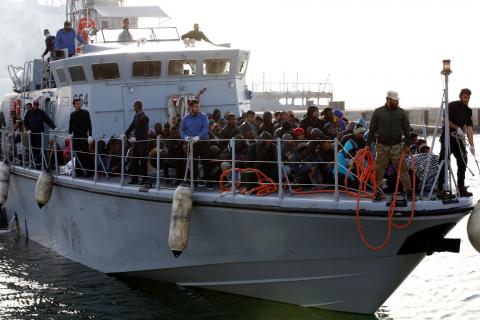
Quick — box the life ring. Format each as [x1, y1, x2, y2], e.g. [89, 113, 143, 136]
[13, 98, 21, 116]
[167, 95, 180, 128]
[167, 94, 195, 127]
[78, 17, 97, 42]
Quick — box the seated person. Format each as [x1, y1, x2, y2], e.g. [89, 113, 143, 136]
[406, 143, 439, 192]
[247, 131, 277, 180]
[311, 137, 335, 185]
[202, 145, 224, 190]
[274, 121, 293, 139]
[323, 122, 338, 139]
[290, 145, 322, 188]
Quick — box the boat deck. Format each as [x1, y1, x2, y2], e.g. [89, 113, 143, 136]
[11, 165, 474, 217]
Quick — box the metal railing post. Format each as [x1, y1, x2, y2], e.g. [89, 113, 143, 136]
[41, 133, 45, 171]
[1, 130, 5, 161]
[20, 130, 25, 168]
[70, 136, 76, 178]
[334, 138, 339, 201]
[428, 160, 445, 200]
[53, 135, 58, 175]
[276, 138, 283, 199]
[156, 135, 160, 190]
[94, 139, 98, 183]
[120, 136, 125, 186]
[11, 134, 15, 165]
[28, 131, 33, 169]
[189, 141, 194, 189]
[231, 138, 236, 196]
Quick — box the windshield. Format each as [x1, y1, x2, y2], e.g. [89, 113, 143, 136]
[99, 27, 179, 43]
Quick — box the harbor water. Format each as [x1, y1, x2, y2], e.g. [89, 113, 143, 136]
[0, 137, 479, 320]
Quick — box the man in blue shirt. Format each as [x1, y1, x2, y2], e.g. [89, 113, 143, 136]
[55, 21, 86, 57]
[180, 99, 209, 185]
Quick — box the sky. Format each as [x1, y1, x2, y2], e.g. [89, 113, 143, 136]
[3, 0, 480, 109]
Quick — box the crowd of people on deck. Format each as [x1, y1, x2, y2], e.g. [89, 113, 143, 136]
[7, 88, 469, 201]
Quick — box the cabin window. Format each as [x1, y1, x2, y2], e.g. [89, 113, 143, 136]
[68, 65, 87, 82]
[132, 61, 161, 78]
[92, 62, 120, 80]
[203, 58, 231, 75]
[238, 57, 248, 75]
[56, 68, 69, 85]
[168, 60, 196, 76]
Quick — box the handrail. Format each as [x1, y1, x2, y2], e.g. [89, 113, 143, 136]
[0, 130, 450, 200]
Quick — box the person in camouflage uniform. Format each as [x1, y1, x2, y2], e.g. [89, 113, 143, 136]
[366, 90, 412, 201]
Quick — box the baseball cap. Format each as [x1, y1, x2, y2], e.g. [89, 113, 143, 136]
[386, 90, 400, 101]
[354, 126, 367, 134]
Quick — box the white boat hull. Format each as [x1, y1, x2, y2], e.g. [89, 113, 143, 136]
[5, 169, 471, 314]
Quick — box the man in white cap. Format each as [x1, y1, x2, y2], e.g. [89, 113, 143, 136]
[366, 90, 412, 201]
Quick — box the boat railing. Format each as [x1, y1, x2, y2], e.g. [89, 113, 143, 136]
[2, 131, 358, 200]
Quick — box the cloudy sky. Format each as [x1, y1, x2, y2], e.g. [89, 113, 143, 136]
[4, 0, 480, 109]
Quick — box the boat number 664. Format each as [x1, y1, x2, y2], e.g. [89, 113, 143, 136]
[73, 93, 89, 108]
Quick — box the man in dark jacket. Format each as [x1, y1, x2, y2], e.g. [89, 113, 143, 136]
[367, 90, 412, 201]
[42, 29, 56, 59]
[220, 113, 240, 143]
[259, 111, 275, 134]
[69, 98, 92, 177]
[125, 100, 150, 185]
[300, 105, 322, 132]
[24, 100, 56, 168]
[247, 131, 277, 180]
[181, 24, 213, 44]
[239, 110, 259, 138]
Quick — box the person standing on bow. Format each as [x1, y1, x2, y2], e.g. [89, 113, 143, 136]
[180, 99, 209, 185]
[125, 101, 150, 185]
[366, 90, 412, 202]
[437, 88, 474, 197]
[24, 100, 56, 168]
[69, 98, 92, 177]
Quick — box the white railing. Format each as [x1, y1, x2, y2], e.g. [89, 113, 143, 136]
[2, 131, 355, 201]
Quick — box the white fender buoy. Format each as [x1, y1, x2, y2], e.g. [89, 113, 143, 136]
[168, 185, 193, 257]
[467, 202, 480, 253]
[0, 162, 11, 206]
[35, 172, 53, 209]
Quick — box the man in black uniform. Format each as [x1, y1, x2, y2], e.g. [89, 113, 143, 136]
[42, 29, 56, 59]
[24, 100, 56, 168]
[69, 98, 92, 177]
[125, 101, 150, 185]
[438, 88, 475, 197]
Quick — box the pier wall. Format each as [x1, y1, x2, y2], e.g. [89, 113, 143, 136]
[343, 108, 480, 133]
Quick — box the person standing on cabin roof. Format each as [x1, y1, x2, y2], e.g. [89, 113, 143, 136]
[69, 98, 93, 177]
[42, 29, 56, 59]
[117, 18, 133, 42]
[366, 90, 412, 202]
[125, 101, 150, 185]
[437, 88, 475, 198]
[54, 21, 86, 57]
[24, 100, 56, 168]
[180, 99, 209, 186]
[181, 23, 213, 44]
